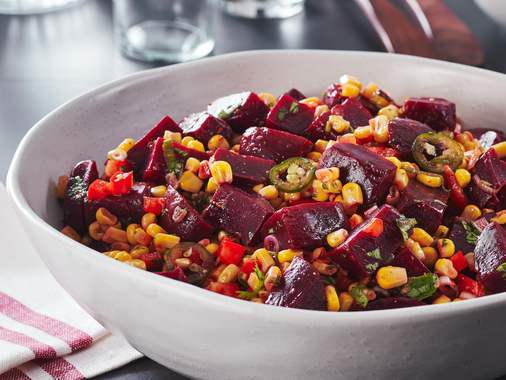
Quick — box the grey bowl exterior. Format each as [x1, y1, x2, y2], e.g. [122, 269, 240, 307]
[7, 50, 506, 380]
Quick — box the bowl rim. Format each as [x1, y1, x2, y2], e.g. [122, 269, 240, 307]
[7, 49, 506, 323]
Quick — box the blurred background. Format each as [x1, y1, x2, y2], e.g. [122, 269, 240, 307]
[1, 0, 505, 377]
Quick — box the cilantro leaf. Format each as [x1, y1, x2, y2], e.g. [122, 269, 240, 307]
[237, 290, 258, 300]
[162, 139, 183, 175]
[323, 275, 336, 286]
[406, 273, 438, 301]
[289, 102, 299, 114]
[366, 248, 382, 260]
[461, 221, 480, 245]
[277, 107, 288, 121]
[396, 215, 417, 241]
[365, 262, 379, 272]
[350, 284, 369, 308]
[496, 263, 506, 278]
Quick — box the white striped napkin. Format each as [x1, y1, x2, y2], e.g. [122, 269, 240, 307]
[0, 184, 142, 379]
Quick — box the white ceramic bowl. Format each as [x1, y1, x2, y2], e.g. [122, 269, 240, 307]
[475, 0, 506, 29]
[7, 50, 506, 380]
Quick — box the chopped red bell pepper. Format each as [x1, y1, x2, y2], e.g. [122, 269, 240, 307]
[450, 251, 468, 272]
[362, 218, 384, 238]
[217, 238, 246, 265]
[241, 257, 256, 277]
[366, 146, 400, 158]
[207, 281, 240, 297]
[143, 196, 165, 215]
[108, 171, 134, 196]
[139, 252, 164, 272]
[457, 273, 485, 297]
[88, 179, 110, 201]
[443, 165, 469, 211]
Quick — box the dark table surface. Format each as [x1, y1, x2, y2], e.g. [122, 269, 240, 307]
[1, 0, 505, 378]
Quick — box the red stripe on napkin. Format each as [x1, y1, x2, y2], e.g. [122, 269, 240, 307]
[37, 357, 85, 380]
[0, 327, 57, 359]
[0, 368, 31, 380]
[0, 292, 92, 352]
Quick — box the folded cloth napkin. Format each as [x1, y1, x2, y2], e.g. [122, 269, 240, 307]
[0, 183, 142, 379]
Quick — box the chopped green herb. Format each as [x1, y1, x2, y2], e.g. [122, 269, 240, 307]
[237, 290, 258, 300]
[289, 102, 299, 114]
[366, 248, 382, 260]
[496, 263, 506, 278]
[323, 276, 336, 286]
[365, 262, 379, 272]
[462, 221, 480, 245]
[396, 215, 417, 241]
[237, 265, 265, 299]
[350, 284, 369, 308]
[254, 264, 265, 284]
[277, 107, 288, 121]
[406, 273, 438, 301]
[163, 139, 183, 175]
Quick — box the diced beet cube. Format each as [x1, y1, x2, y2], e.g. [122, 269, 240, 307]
[329, 205, 404, 279]
[266, 94, 314, 135]
[212, 148, 274, 185]
[261, 202, 349, 250]
[159, 185, 214, 242]
[265, 256, 325, 310]
[387, 118, 432, 160]
[286, 88, 306, 101]
[172, 142, 211, 161]
[319, 143, 396, 206]
[396, 180, 449, 234]
[178, 112, 232, 143]
[323, 83, 346, 108]
[63, 160, 99, 234]
[448, 219, 484, 255]
[475, 222, 506, 294]
[142, 137, 166, 184]
[331, 97, 372, 128]
[239, 127, 313, 163]
[391, 248, 429, 277]
[128, 116, 181, 170]
[366, 297, 424, 310]
[403, 97, 456, 131]
[203, 184, 274, 245]
[156, 267, 188, 282]
[85, 182, 150, 226]
[468, 128, 505, 150]
[304, 111, 338, 142]
[208, 92, 269, 133]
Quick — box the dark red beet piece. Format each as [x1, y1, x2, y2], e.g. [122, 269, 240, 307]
[178, 112, 232, 143]
[63, 160, 98, 234]
[159, 185, 214, 242]
[128, 116, 180, 170]
[396, 180, 449, 234]
[329, 205, 404, 279]
[468, 128, 505, 150]
[475, 222, 506, 294]
[208, 92, 269, 133]
[448, 219, 482, 255]
[261, 202, 349, 250]
[156, 267, 188, 282]
[366, 297, 424, 310]
[323, 83, 346, 108]
[265, 256, 325, 311]
[331, 97, 372, 128]
[319, 143, 396, 206]
[142, 137, 166, 184]
[286, 88, 306, 101]
[212, 148, 274, 185]
[203, 184, 274, 245]
[304, 111, 338, 142]
[239, 127, 313, 163]
[391, 248, 429, 277]
[387, 118, 432, 160]
[172, 142, 211, 161]
[266, 94, 314, 135]
[403, 97, 456, 131]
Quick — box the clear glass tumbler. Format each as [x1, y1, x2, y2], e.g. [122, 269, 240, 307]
[0, 0, 83, 14]
[113, 0, 214, 63]
[220, 0, 304, 19]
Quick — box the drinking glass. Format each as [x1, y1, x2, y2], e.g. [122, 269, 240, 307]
[0, 0, 83, 14]
[220, 0, 305, 19]
[113, 0, 214, 63]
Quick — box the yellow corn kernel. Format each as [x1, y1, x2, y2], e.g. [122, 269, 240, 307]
[134, 228, 152, 246]
[258, 185, 279, 200]
[314, 105, 330, 117]
[264, 266, 282, 291]
[146, 223, 166, 237]
[378, 104, 399, 120]
[492, 141, 506, 158]
[56, 175, 69, 199]
[141, 213, 157, 231]
[300, 97, 321, 107]
[185, 157, 201, 173]
[312, 180, 329, 202]
[342, 182, 364, 208]
[150, 185, 167, 198]
[282, 192, 301, 202]
[207, 135, 230, 151]
[179, 170, 204, 193]
[401, 161, 419, 178]
[111, 251, 132, 262]
[103, 226, 128, 244]
[411, 227, 434, 247]
[353, 125, 372, 140]
[130, 245, 149, 259]
[307, 151, 322, 162]
[461, 204, 481, 221]
[313, 260, 338, 275]
[314, 139, 329, 153]
[417, 172, 442, 188]
[349, 213, 364, 229]
[315, 167, 340, 183]
[326, 229, 349, 248]
[455, 168, 471, 188]
[386, 156, 402, 169]
[231, 144, 240, 152]
[339, 74, 362, 88]
[88, 221, 104, 241]
[326, 285, 341, 311]
[252, 184, 263, 193]
[187, 139, 205, 152]
[394, 168, 409, 190]
[435, 225, 449, 238]
[126, 259, 147, 270]
[206, 177, 218, 193]
[339, 292, 354, 311]
[435, 258, 458, 279]
[277, 249, 303, 264]
[247, 272, 262, 291]
[362, 83, 389, 108]
[154, 233, 181, 250]
[253, 248, 275, 272]
[405, 238, 425, 261]
[341, 83, 360, 98]
[107, 148, 127, 161]
[96, 207, 118, 226]
[117, 138, 136, 153]
[61, 226, 81, 242]
[422, 246, 438, 268]
[218, 264, 240, 284]
[206, 243, 219, 255]
[181, 136, 195, 146]
[437, 238, 455, 258]
[258, 92, 277, 108]
[124, 223, 139, 245]
[362, 82, 379, 98]
[376, 266, 408, 290]
[326, 115, 351, 134]
[210, 161, 233, 185]
[370, 115, 389, 143]
[163, 131, 182, 143]
[433, 295, 452, 304]
[491, 212, 506, 224]
[323, 179, 342, 194]
[339, 133, 357, 144]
